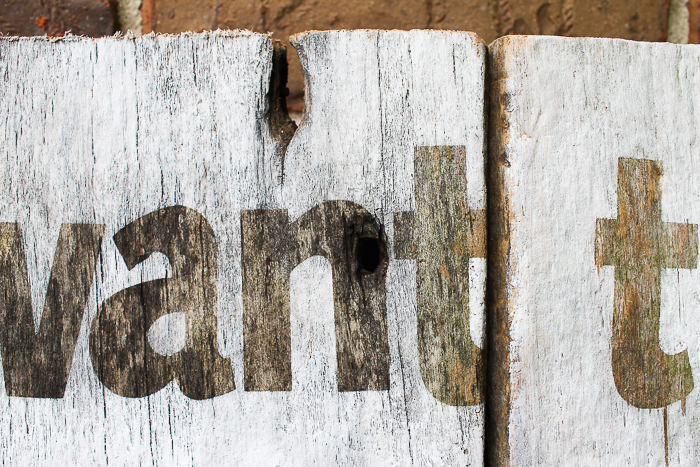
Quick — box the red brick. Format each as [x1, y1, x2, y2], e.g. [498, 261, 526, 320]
[0, 0, 116, 37]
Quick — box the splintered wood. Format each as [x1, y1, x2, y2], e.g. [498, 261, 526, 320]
[489, 36, 700, 466]
[0, 31, 487, 465]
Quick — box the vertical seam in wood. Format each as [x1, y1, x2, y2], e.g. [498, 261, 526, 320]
[485, 38, 512, 467]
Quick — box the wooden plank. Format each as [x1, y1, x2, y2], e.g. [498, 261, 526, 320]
[489, 36, 700, 466]
[0, 30, 487, 464]
[287, 29, 488, 464]
[0, 31, 274, 465]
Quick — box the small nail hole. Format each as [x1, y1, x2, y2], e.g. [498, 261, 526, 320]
[358, 237, 381, 273]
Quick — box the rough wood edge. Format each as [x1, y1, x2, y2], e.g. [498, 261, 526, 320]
[485, 36, 516, 467]
[0, 29, 268, 43]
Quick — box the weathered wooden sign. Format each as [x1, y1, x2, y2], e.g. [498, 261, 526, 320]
[0, 30, 486, 464]
[489, 36, 700, 466]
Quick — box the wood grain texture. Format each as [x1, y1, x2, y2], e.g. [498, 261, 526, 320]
[0, 30, 486, 465]
[91, 206, 234, 400]
[0, 31, 279, 465]
[485, 36, 513, 467]
[285, 29, 487, 464]
[394, 145, 486, 406]
[242, 201, 390, 393]
[138, 0, 671, 108]
[0, 223, 104, 397]
[595, 158, 696, 409]
[490, 36, 700, 466]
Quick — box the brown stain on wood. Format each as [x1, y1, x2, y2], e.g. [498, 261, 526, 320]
[242, 200, 390, 392]
[393, 211, 416, 260]
[486, 36, 515, 467]
[0, 223, 104, 398]
[90, 206, 234, 400]
[595, 158, 696, 409]
[393, 145, 486, 406]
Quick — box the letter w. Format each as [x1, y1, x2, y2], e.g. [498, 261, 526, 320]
[0, 223, 104, 398]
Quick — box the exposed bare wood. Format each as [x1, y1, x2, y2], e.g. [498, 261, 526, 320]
[490, 35, 700, 466]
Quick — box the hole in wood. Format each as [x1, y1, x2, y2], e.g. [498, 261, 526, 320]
[357, 237, 381, 273]
[269, 41, 298, 147]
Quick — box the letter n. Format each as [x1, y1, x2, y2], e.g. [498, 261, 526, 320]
[242, 201, 390, 392]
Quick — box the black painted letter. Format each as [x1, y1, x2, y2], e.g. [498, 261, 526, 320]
[90, 206, 234, 399]
[0, 223, 104, 398]
[242, 201, 389, 392]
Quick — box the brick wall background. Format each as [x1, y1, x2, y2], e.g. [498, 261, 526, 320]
[0, 0, 694, 110]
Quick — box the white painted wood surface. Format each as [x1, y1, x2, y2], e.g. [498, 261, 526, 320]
[0, 30, 486, 465]
[491, 36, 700, 466]
[287, 29, 487, 464]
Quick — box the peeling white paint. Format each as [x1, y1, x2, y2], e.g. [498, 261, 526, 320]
[0, 30, 486, 466]
[494, 36, 700, 466]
